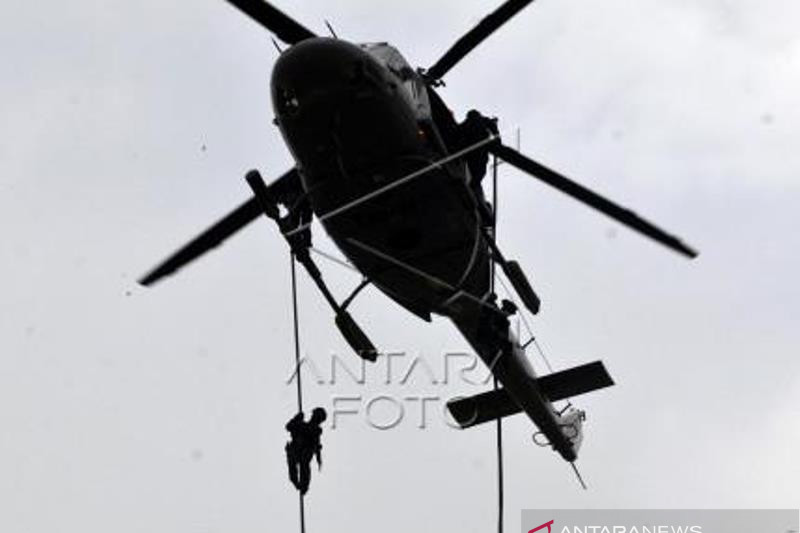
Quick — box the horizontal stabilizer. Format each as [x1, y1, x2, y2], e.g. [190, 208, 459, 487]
[447, 361, 613, 428]
[448, 387, 519, 429]
[538, 360, 614, 402]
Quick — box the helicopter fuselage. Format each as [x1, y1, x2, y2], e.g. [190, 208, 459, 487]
[271, 37, 580, 462]
[272, 37, 488, 318]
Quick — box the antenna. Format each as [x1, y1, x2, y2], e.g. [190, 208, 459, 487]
[271, 37, 284, 54]
[324, 20, 339, 39]
[570, 462, 588, 490]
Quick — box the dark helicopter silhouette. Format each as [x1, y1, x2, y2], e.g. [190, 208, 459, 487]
[139, 0, 697, 470]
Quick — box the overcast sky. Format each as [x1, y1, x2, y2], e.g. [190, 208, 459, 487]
[1, 1, 799, 532]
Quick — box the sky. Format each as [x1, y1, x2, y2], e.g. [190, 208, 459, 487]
[1, 0, 799, 532]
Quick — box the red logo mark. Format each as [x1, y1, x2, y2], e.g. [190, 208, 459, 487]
[529, 519, 554, 533]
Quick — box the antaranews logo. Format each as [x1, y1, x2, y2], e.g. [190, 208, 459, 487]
[529, 525, 700, 533]
[521, 510, 798, 533]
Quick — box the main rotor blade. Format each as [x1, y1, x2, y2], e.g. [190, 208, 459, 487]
[489, 143, 698, 258]
[426, 0, 535, 82]
[139, 197, 262, 286]
[223, 0, 315, 45]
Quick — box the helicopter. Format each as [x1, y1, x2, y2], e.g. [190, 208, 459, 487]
[139, 0, 697, 469]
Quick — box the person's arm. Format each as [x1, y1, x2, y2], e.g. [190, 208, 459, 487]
[315, 445, 323, 469]
[286, 413, 304, 433]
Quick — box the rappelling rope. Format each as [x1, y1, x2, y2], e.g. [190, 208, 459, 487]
[289, 252, 306, 533]
[490, 153, 505, 533]
[489, 128, 575, 478]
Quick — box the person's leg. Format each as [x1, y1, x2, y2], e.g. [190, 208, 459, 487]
[286, 447, 300, 489]
[299, 459, 311, 494]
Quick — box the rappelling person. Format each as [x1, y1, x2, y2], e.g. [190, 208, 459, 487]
[477, 295, 518, 363]
[458, 109, 499, 186]
[270, 171, 313, 262]
[244, 168, 313, 262]
[285, 407, 327, 495]
[456, 109, 500, 224]
[495, 299, 518, 358]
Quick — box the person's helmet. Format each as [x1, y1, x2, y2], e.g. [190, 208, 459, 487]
[310, 407, 327, 424]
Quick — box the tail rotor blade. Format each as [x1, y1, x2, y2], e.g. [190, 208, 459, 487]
[223, 0, 316, 45]
[426, 0, 535, 82]
[489, 143, 698, 259]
